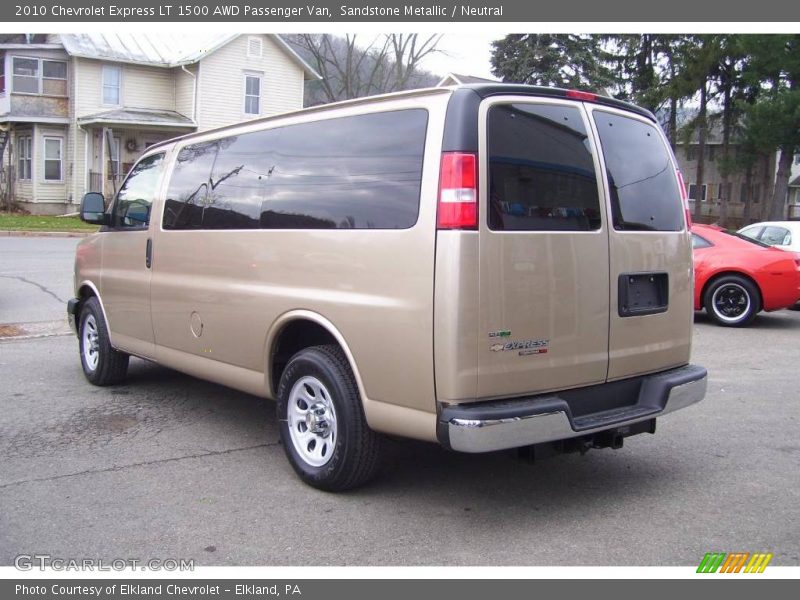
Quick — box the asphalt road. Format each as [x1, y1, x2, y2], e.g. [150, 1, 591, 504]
[0, 236, 79, 327]
[0, 236, 798, 566]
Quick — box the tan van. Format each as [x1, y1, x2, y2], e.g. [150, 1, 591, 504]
[69, 84, 707, 491]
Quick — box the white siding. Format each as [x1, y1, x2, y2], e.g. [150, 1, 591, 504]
[70, 55, 83, 205]
[196, 35, 304, 131]
[71, 126, 87, 204]
[73, 57, 175, 117]
[73, 57, 102, 117]
[124, 63, 175, 110]
[174, 63, 196, 120]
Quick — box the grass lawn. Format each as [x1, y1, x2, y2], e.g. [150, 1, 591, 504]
[0, 213, 98, 232]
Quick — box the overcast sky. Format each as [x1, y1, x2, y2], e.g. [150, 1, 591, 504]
[419, 33, 501, 80]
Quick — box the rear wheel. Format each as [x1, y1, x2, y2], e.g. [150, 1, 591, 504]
[704, 275, 760, 327]
[79, 297, 129, 385]
[276, 344, 382, 491]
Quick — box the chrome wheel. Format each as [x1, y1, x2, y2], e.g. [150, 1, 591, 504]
[286, 376, 338, 468]
[82, 314, 100, 371]
[711, 283, 750, 324]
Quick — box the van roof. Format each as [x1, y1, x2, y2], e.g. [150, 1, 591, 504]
[145, 83, 656, 153]
[459, 83, 656, 121]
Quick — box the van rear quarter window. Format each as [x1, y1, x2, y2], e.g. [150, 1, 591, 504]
[162, 109, 428, 230]
[593, 111, 683, 232]
[487, 103, 602, 232]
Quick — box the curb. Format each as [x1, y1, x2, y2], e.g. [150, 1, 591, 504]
[0, 230, 93, 238]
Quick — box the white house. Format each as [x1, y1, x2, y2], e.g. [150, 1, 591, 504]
[0, 33, 320, 214]
[436, 72, 498, 87]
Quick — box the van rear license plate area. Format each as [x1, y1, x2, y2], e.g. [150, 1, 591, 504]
[618, 273, 668, 317]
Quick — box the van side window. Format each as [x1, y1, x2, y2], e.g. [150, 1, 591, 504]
[487, 103, 601, 232]
[593, 111, 683, 232]
[110, 153, 165, 230]
[164, 110, 428, 231]
[162, 141, 218, 230]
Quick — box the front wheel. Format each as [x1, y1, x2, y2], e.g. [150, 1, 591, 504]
[276, 345, 382, 491]
[78, 297, 129, 385]
[704, 275, 760, 327]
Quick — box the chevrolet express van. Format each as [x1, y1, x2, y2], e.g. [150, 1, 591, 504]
[69, 84, 707, 491]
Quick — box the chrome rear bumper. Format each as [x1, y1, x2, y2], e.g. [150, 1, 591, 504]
[439, 364, 707, 453]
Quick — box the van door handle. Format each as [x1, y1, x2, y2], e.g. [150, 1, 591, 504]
[145, 238, 152, 269]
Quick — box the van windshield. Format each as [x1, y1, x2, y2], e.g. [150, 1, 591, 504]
[593, 111, 684, 232]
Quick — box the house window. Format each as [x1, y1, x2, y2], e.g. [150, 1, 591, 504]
[247, 36, 263, 58]
[244, 74, 261, 115]
[17, 136, 32, 180]
[43, 137, 63, 181]
[12, 57, 67, 95]
[686, 146, 698, 161]
[752, 184, 761, 203]
[742, 183, 763, 203]
[12, 58, 40, 93]
[42, 60, 68, 95]
[739, 183, 749, 203]
[102, 65, 122, 105]
[688, 184, 707, 201]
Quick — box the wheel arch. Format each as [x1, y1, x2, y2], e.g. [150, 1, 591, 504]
[265, 311, 367, 404]
[76, 280, 113, 330]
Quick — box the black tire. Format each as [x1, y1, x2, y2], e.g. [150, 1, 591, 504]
[78, 297, 129, 385]
[276, 344, 382, 491]
[703, 274, 760, 327]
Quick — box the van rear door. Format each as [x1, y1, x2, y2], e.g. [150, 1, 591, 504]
[587, 106, 692, 380]
[476, 97, 610, 399]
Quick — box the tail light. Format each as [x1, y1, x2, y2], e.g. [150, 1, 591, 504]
[676, 169, 692, 228]
[437, 152, 477, 230]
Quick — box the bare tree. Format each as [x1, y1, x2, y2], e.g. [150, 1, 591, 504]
[287, 34, 443, 105]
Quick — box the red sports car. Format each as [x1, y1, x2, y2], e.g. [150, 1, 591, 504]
[692, 224, 800, 326]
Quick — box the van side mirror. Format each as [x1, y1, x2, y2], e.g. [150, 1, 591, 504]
[80, 192, 108, 225]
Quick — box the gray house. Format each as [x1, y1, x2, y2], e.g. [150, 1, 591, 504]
[674, 125, 800, 223]
[0, 33, 320, 214]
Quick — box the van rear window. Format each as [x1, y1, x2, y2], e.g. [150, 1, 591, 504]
[593, 111, 683, 232]
[163, 109, 428, 230]
[487, 103, 601, 232]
